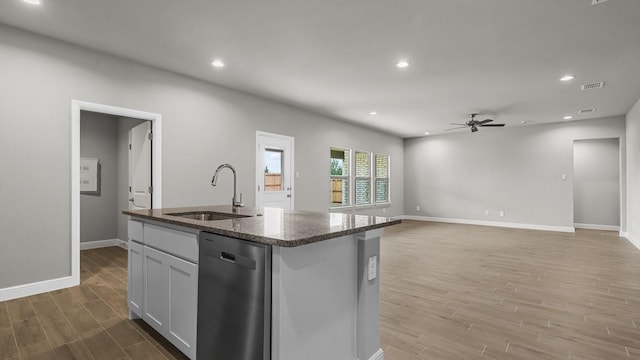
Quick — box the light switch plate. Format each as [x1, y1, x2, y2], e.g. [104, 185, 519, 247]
[368, 256, 377, 281]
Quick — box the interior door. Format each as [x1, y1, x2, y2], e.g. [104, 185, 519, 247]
[129, 121, 152, 209]
[256, 132, 294, 210]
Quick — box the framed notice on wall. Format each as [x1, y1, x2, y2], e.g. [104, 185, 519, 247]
[80, 157, 100, 194]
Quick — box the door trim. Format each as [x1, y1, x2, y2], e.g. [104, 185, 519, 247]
[255, 131, 295, 210]
[71, 100, 163, 286]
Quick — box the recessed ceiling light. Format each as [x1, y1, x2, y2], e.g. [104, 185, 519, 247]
[424, 132, 430, 135]
[22, 0, 41, 4]
[396, 60, 410, 69]
[560, 75, 575, 82]
[211, 59, 225, 68]
[369, 111, 378, 116]
[563, 115, 573, 120]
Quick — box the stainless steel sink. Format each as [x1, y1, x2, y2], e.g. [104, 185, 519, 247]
[166, 211, 251, 221]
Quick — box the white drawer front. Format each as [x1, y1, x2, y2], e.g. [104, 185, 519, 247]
[128, 220, 144, 243]
[144, 224, 198, 263]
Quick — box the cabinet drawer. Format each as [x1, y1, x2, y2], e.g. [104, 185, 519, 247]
[144, 224, 198, 263]
[128, 220, 144, 243]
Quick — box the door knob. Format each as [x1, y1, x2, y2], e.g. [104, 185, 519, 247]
[286, 194, 291, 198]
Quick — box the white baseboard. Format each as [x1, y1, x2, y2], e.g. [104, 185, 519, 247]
[0, 276, 77, 302]
[622, 232, 640, 251]
[367, 348, 384, 360]
[574, 223, 620, 231]
[80, 238, 125, 250]
[401, 215, 575, 233]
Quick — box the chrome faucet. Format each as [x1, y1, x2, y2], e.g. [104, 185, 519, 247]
[211, 164, 243, 211]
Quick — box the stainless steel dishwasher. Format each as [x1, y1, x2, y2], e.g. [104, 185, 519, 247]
[197, 232, 271, 360]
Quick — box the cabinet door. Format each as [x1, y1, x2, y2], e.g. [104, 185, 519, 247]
[143, 246, 170, 334]
[167, 255, 198, 358]
[128, 241, 144, 316]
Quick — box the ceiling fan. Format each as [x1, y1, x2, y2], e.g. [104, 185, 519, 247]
[446, 113, 505, 133]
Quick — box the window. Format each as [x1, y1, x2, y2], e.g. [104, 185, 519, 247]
[264, 148, 283, 191]
[330, 147, 390, 208]
[354, 151, 371, 205]
[375, 154, 390, 203]
[330, 148, 350, 206]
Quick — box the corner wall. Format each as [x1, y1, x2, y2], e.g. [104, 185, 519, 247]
[626, 98, 640, 243]
[404, 116, 626, 230]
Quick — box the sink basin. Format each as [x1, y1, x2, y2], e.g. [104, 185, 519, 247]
[166, 211, 251, 221]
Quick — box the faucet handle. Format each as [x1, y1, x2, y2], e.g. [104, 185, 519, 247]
[234, 193, 244, 207]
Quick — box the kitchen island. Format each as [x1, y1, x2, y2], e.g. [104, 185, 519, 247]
[124, 205, 400, 360]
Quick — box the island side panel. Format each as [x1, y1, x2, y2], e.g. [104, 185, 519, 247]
[271, 234, 357, 360]
[357, 229, 384, 360]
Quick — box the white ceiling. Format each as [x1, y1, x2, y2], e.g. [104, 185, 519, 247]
[1, 0, 640, 138]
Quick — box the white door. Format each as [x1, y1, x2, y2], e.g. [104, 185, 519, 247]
[256, 132, 294, 210]
[129, 121, 152, 210]
[167, 255, 198, 358]
[128, 241, 144, 315]
[142, 246, 169, 333]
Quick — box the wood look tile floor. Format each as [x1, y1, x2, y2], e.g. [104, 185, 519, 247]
[3, 222, 640, 359]
[380, 221, 640, 360]
[0, 247, 188, 360]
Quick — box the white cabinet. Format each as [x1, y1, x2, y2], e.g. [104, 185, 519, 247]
[127, 241, 144, 316]
[127, 220, 198, 360]
[142, 246, 170, 331]
[166, 252, 198, 355]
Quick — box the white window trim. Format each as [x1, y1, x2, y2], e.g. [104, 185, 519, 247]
[330, 146, 352, 208]
[354, 150, 372, 206]
[374, 153, 391, 204]
[329, 147, 392, 211]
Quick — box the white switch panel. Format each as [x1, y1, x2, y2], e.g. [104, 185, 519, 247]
[368, 256, 377, 281]
[561, 173, 567, 181]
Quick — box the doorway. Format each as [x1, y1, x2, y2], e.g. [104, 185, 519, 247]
[255, 131, 294, 210]
[573, 138, 620, 231]
[71, 100, 162, 286]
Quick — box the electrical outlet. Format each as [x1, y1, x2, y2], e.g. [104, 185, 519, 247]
[416, 206, 421, 212]
[382, 208, 386, 213]
[368, 256, 377, 280]
[485, 210, 489, 216]
[499, 210, 505, 217]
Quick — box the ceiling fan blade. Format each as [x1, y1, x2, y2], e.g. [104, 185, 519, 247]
[477, 119, 493, 125]
[444, 126, 468, 131]
[479, 123, 505, 127]
[449, 123, 467, 126]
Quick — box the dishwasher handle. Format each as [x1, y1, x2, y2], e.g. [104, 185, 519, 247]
[204, 248, 257, 270]
[220, 251, 236, 263]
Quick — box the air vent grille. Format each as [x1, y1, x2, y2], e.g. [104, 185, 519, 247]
[579, 108, 597, 114]
[581, 82, 605, 91]
[592, 0, 609, 4]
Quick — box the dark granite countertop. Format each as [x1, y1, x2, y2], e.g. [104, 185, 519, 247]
[123, 205, 401, 247]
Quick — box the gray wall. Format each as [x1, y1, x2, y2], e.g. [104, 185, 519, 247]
[627, 98, 640, 241]
[573, 138, 620, 227]
[117, 117, 148, 242]
[404, 116, 626, 229]
[80, 111, 119, 242]
[0, 24, 403, 288]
